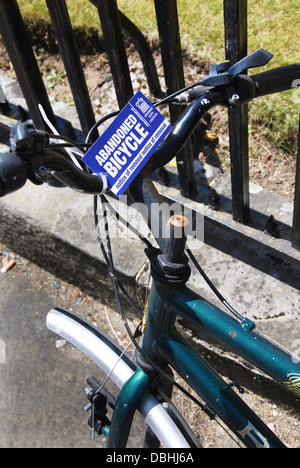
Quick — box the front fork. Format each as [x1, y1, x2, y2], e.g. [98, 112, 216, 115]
[105, 368, 150, 448]
[87, 215, 190, 448]
[105, 215, 188, 448]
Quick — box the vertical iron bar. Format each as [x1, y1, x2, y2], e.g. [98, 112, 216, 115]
[46, 0, 95, 137]
[119, 11, 163, 99]
[92, 0, 133, 109]
[154, 0, 197, 199]
[0, 0, 56, 130]
[292, 117, 300, 250]
[224, 0, 250, 223]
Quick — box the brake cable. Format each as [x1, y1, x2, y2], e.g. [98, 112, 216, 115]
[186, 247, 244, 322]
[40, 93, 246, 438]
[93, 194, 218, 420]
[94, 194, 246, 446]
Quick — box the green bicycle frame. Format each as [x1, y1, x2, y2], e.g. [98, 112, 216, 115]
[105, 281, 299, 448]
[104, 90, 300, 447]
[140, 282, 299, 448]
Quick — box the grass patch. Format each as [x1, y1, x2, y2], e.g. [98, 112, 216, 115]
[18, 0, 299, 66]
[14, 0, 300, 155]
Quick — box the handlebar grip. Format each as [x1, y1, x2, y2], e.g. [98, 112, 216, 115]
[0, 152, 28, 197]
[252, 63, 300, 97]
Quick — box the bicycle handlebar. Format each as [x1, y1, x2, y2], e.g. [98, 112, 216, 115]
[0, 150, 104, 197]
[41, 151, 104, 194]
[150, 89, 227, 170]
[0, 152, 28, 197]
[252, 63, 300, 97]
[0, 62, 299, 198]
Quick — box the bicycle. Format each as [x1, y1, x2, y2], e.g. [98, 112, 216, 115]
[0, 48, 299, 448]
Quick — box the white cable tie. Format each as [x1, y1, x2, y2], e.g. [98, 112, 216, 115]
[38, 104, 82, 170]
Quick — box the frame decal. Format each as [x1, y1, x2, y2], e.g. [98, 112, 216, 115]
[238, 422, 270, 448]
[283, 373, 300, 396]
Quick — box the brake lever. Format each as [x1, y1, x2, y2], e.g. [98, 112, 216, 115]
[202, 48, 273, 87]
[10, 122, 49, 154]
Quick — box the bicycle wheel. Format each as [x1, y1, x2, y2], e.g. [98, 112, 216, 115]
[46, 307, 201, 448]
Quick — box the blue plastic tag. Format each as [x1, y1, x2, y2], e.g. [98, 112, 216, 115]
[82, 91, 172, 197]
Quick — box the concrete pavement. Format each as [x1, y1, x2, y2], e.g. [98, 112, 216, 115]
[0, 271, 102, 448]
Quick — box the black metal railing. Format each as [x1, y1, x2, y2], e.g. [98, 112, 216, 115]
[0, 0, 299, 263]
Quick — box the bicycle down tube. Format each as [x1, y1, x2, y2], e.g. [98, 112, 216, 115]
[106, 246, 298, 448]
